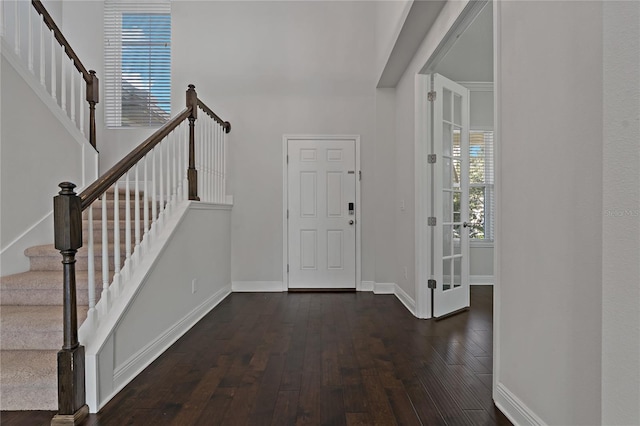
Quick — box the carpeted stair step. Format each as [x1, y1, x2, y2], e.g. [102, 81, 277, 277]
[85, 199, 158, 221]
[0, 270, 108, 306]
[0, 305, 87, 350]
[26, 243, 130, 272]
[82, 219, 143, 244]
[0, 350, 58, 410]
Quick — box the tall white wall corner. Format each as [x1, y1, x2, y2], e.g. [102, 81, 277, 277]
[231, 281, 284, 292]
[359, 280, 374, 291]
[494, 383, 547, 426]
[394, 284, 417, 317]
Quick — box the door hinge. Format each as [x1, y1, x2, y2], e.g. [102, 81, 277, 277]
[428, 217, 436, 226]
[287, 209, 289, 219]
[427, 91, 437, 102]
[427, 279, 436, 289]
[359, 171, 362, 181]
[427, 154, 436, 164]
[287, 264, 289, 273]
[286, 155, 289, 164]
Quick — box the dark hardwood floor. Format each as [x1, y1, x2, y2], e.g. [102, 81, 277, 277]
[1, 286, 511, 426]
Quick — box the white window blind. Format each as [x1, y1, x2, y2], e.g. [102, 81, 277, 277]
[104, 1, 171, 128]
[469, 131, 494, 241]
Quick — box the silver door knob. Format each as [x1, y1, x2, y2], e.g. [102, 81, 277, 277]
[349, 220, 354, 225]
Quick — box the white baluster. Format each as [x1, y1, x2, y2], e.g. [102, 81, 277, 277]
[177, 124, 183, 202]
[61, 52, 66, 113]
[159, 141, 165, 225]
[212, 121, 217, 203]
[134, 164, 141, 265]
[217, 122, 221, 203]
[87, 206, 96, 317]
[0, 0, 4, 38]
[13, 1, 19, 55]
[200, 120, 206, 202]
[39, 21, 45, 86]
[166, 135, 171, 213]
[183, 124, 189, 199]
[70, 69, 76, 124]
[112, 183, 121, 295]
[124, 172, 132, 279]
[220, 124, 224, 203]
[50, 29, 56, 102]
[28, 7, 33, 72]
[172, 130, 177, 207]
[223, 125, 227, 203]
[143, 154, 150, 251]
[79, 80, 85, 136]
[151, 147, 158, 238]
[101, 194, 110, 313]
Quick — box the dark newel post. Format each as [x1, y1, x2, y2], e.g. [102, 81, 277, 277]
[51, 183, 88, 426]
[86, 70, 99, 151]
[186, 84, 199, 201]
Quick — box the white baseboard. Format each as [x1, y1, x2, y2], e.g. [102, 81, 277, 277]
[232, 281, 284, 292]
[495, 383, 546, 426]
[471, 275, 494, 285]
[374, 282, 395, 294]
[100, 283, 231, 411]
[360, 281, 374, 291]
[0, 211, 53, 275]
[394, 284, 417, 316]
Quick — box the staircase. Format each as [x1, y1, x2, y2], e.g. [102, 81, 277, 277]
[0, 190, 138, 410]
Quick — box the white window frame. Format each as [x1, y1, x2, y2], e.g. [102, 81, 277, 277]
[104, 0, 171, 128]
[469, 127, 494, 246]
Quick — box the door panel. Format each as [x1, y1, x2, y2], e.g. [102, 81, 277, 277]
[288, 139, 356, 289]
[432, 74, 470, 317]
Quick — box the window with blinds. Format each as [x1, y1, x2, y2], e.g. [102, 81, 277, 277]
[104, 1, 171, 128]
[469, 131, 494, 241]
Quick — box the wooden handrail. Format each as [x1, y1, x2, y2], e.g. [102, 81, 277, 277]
[80, 107, 192, 210]
[197, 99, 231, 133]
[53, 85, 230, 423]
[31, 0, 99, 150]
[31, 0, 91, 82]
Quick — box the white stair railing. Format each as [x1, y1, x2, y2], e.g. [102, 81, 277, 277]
[1, 0, 99, 149]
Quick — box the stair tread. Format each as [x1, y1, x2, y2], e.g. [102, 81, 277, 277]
[25, 243, 127, 257]
[0, 350, 58, 410]
[1, 270, 91, 290]
[1, 305, 88, 332]
[0, 350, 58, 386]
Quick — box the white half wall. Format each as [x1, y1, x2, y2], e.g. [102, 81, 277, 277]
[84, 203, 232, 411]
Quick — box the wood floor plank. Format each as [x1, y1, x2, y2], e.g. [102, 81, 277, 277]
[3, 287, 511, 426]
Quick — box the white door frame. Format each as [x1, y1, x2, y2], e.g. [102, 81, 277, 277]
[414, 0, 490, 319]
[282, 135, 361, 291]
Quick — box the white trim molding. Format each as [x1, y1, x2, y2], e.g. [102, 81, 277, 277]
[374, 282, 395, 294]
[360, 281, 374, 292]
[110, 284, 231, 390]
[394, 284, 417, 316]
[470, 275, 494, 286]
[495, 383, 547, 426]
[232, 281, 284, 292]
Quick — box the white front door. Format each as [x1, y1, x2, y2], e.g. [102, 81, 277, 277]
[287, 138, 356, 289]
[431, 74, 471, 317]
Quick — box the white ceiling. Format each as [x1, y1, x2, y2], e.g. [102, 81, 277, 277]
[434, 2, 493, 83]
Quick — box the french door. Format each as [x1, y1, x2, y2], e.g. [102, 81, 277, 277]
[430, 74, 471, 317]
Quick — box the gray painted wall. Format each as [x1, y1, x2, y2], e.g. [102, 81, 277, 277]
[496, 1, 603, 423]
